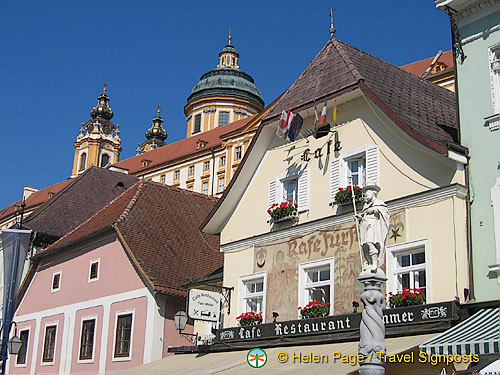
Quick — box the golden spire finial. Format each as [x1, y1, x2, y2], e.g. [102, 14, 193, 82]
[228, 27, 232, 45]
[157, 104, 161, 115]
[103, 81, 108, 94]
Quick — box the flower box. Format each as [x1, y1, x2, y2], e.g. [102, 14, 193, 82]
[387, 288, 426, 308]
[335, 186, 363, 205]
[268, 201, 299, 224]
[236, 312, 263, 326]
[298, 300, 331, 319]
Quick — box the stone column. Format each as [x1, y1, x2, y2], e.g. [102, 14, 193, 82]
[358, 270, 387, 375]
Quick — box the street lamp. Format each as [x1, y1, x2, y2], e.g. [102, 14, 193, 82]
[173, 311, 198, 344]
[0, 321, 22, 356]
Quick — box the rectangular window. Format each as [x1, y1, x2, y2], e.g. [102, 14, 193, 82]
[160, 174, 166, 184]
[16, 329, 29, 365]
[218, 177, 225, 193]
[89, 259, 99, 281]
[202, 181, 209, 195]
[174, 170, 180, 180]
[395, 251, 426, 291]
[194, 114, 201, 133]
[79, 319, 96, 361]
[387, 240, 429, 300]
[282, 178, 298, 204]
[220, 156, 226, 167]
[235, 146, 242, 160]
[203, 161, 210, 171]
[299, 258, 334, 315]
[489, 45, 500, 114]
[238, 272, 267, 321]
[51, 271, 61, 292]
[114, 313, 132, 358]
[42, 325, 57, 363]
[347, 157, 365, 187]
[219, 111, 229, 126]
[188, 165, 195, 176]
[244, 279, 264, 313]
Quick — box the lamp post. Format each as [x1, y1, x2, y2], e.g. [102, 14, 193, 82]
[0, 321, 22, 373]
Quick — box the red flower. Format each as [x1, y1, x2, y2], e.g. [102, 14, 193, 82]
[402, 295, 406, 300]
[339, 188, 344, 191]
[411, 294, 416, 297]
[392, 296, 397, 300]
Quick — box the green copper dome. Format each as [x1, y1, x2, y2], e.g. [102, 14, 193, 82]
[187, 68, 264, 107]
[187, 40, 264, 108]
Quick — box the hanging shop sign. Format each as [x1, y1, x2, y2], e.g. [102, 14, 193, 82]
[187, 288, 221, 322]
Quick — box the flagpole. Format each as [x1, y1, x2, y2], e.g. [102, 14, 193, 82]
[350, 177, 364, 268]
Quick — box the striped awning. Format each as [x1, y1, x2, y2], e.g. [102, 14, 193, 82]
[420, 308, 500, 355]
[119, 333, 438, 375]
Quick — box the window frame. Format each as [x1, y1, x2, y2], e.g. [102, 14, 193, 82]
[298, 258, 334, 317]
[78, 315, 97, 363]
[160, 174, 166, 184]
[100, 153, 110, 168]
[219, 111, 229, 126]
[51, 270, 62, 293]
[489, 44, 500, 114]
[203, 160, 210, 171]
[88, 258, 100, 283]
[112, 309, 134, 361]
[15, 327, 30, 367]
[280, 175, 298, 204]
[202, 180, 209, 195]
[194, 114, 201, 134]
[219, 155, 226, 167]
[238, 272, 267, 322]
[188, 165, 195, 176]
[218, 176, 225, 193]
[79, 153, 87, 171]
[173, 170, 180, 180]
[41, 322, 58, 365]
[234, 145, 242, 161]
[386, 239, 430, 301]
[346, 155, 366, 187]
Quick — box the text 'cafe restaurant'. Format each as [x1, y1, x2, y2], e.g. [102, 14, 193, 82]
[120, 300, 500, 375]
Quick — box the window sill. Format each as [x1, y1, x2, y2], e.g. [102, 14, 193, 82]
[112, 355, 131, 362]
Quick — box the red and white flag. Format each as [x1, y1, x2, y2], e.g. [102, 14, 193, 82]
[314, 102, 319, 127]
[319, 100, 327, 125]
[276, 110, 295, 138]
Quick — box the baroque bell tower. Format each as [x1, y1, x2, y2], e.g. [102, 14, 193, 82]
[71, 83, 122, 177]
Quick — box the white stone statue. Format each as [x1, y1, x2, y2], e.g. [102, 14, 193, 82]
[356, 182, 389, 274]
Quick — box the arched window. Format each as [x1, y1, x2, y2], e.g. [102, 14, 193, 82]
[79, 153, 87, 170]
[101, 153, 110, 167]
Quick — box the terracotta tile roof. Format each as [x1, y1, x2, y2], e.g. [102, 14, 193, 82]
[0, 179, 72, 224]
[263, 39, 457, 154]
[37, 181, 222, 297]
[114, 116, 256, 174]
[23, 167, 138, 238]
[401, 50, 454, 79]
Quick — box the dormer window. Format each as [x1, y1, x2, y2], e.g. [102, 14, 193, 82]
[431, 62, 447, 74]
[141, 159, 152, 168]
[197, 139, 208, 149]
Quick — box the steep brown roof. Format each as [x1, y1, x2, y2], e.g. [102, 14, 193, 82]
[401, 50, 454, 79]
[264, 38, 457, 154]
[23, 167, 138, 238]
[114, 116, 255, 174]
[37, 181, 222, 297]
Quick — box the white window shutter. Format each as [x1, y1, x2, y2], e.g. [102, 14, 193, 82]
[268, 180, 277, 209]
[297, 168, 309, 211]
[365, 146, 379, 185]
[330, 159, 340, 204]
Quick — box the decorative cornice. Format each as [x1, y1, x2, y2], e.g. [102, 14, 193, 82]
[461, 24, 500, 45]
[220, 184, 467, 252]
[455, 0, 499, 22]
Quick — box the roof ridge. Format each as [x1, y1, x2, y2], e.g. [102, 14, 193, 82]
[116, 180, 146, 224]
[331, 38, 364, 83]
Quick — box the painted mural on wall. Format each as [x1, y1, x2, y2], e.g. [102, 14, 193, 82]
[254, 211, 405, 322]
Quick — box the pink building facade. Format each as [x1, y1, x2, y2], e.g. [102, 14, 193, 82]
[8, 234, 192, 374]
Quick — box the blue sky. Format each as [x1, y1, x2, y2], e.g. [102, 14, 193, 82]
[0, 1, 452, 210]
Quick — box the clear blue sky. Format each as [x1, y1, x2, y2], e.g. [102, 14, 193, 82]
[0, 1, 452, 210]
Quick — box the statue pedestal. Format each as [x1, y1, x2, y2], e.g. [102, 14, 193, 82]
[358, 271, 387, 375]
